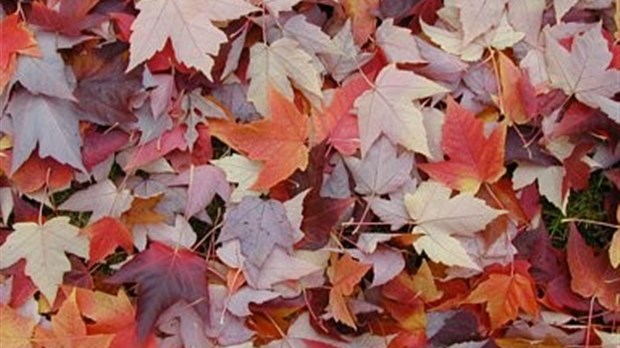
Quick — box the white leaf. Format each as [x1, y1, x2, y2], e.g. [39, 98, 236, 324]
[247, 37, 323, 115]
[0, 217, 89, 302]
[405, 181, 504, 269]
[59, 179, 133, 222]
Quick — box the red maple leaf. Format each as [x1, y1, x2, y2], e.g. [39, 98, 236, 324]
[107, 242, 209, 341]
[418, 97, 507, 193]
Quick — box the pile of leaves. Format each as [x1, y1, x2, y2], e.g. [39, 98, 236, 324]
[1, 0, 619, 346]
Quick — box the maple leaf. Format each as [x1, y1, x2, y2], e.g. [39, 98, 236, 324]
[344, 136, 413, 196]
[71, 45, 143, 125]
[81, 217, 134, 265]
[418, 97, 507, 193]
[0, 151, 73, 193]
[497, 51, 537, 125]
[28, 0, 104, 37]
[0, 217, 89, 302]
[282, 14, 340, 56]
[247, 37, 323, 116]
[0, 304, 36, 348]
[121, 195, 166, 229]
[457, 0, 508, 46]
[544, 23, 620, 123]
[124, 125, 188, 171]
[209, 88, 309, 190]
[68, 287, 155, 347]
[512, 163, 568, 213]
[405, 181, 504, 269]
[375, 19, 424, 64]
[320, 20, 374, 82]
[34, 290, 114, 348]
[567, 224, 620, 311]
[243, 246, 323, 289]
[342, 0, 380, 45]
[311, 71, 374, 155]
[211, 154, 263, 202]
[327, 254, 372, 328]
[168, 164, 230, 218]
[217, 196, 297, 267]
[0, 14, 40, 94]
[127, 0, 258, 79]
[465, 261, 539, 330]
[59, 179, 133, 223]
[7, 90, 85, 174]
[422, 11, 523, 62]
[13, 30, 76, 100]
[107, 241, 210, 341]
[355, 64, 448, 157]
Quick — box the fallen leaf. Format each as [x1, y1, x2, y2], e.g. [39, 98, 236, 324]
[512, 163, 568, 214]
[127, 0, 258, 79]
[457, 0, 508, 46]
[13, 30, 75, 100]
[405, 181, 504, 269]
[0, 151, 73, 193]
[71, 46, 143, 125]
[544, 23, 620, 123]
[7, 90, 85, 173]
[247, 37, 323, 115]
[211, 154, 263, 202]
[217, 196, 297, 267]
[418, 97, 507, 193]
[107, 241, 210, 341]
[283, 14, 340, 55]
[28, 0, 104, 37]
[343, 0, 380, 45]
[0, 217, 89, 303]
[344, 136, 413, 196]
[81, 217, 134, 265]
[327, 253, 372, 328]
[0, 304, 36, 348]
[497, 51, 537, 125]
[311, 72, 372, 155]
[168, 164, 230, 218]
[567, 224, 620, 311]
[465, 262, 539, 330]
[210, 88, 309, 190]
[34, 289, 114, 348]
[0, 14, 40, 93]
[243, 246, 323, 289]
[355, 64, 448, 157]
[121, 195, 166, 228]
[59, 179, 133, 223]
[125, 125, 188, 171]
[375, 19, 424, 64]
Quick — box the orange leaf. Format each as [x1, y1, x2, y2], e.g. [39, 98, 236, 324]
[418, 97, 507, 193]
[567, 224, 620, 311]
[121, 195, 165, 228]
[82, 217, 134, 265]
[343, 0, 380, 45]
[327, 254, 371, 328]
[0, 14, 40, 93]
[34, 290, 114, 348]
[497, 51, 537, 125]
[311, 73, 370, 155]
[68, 287, 156, 348]
[465, 263, 539, 330]
[209, 88, 309, 190]
[0, 151, 74, 193]
[0, 304, 36, 348]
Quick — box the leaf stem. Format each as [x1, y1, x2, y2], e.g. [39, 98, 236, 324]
[561, 218, 618, 229]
